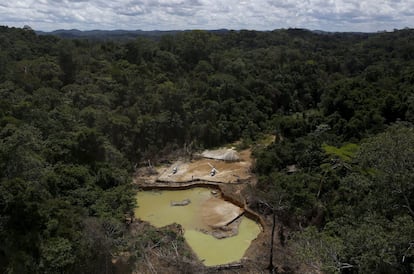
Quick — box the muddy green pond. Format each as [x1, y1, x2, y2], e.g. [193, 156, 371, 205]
[135, 187, 261, 266]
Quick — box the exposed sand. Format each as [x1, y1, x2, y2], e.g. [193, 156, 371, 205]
[201, 197, 244, 228]
[156, 149, 252, 183]
[201, 148, 240, 161]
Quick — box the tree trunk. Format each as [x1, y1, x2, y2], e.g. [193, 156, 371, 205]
[267, 211, 277, 273]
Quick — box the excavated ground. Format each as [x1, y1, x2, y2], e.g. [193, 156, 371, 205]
[133, 148, 255, 237]
[132, 144, 307, 273]
[154, 149, 252, 184]
[201, 197, 244, 228]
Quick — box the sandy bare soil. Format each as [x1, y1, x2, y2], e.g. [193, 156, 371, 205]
[201, 197, 244, 228]
[155, 149, 252, 184]
[200, 148, 240, 161]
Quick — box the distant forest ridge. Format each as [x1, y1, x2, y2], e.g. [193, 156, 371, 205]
[35, 28, 229, 40]
[32, 27, 407, 40]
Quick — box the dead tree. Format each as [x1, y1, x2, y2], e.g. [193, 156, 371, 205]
[259, 200, 278, 274]
[267, 209, 277, 274]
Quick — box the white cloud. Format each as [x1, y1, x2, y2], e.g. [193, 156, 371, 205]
[0, 0, 412, 31]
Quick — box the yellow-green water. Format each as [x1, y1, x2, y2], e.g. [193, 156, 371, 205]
[135, 187, 261, 266]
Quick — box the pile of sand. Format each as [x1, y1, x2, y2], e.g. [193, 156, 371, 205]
[201, 148, 240, 162]
[201, 197, 244, 228]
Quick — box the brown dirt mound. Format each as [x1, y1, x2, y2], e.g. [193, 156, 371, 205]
[201, 197, 244, 228]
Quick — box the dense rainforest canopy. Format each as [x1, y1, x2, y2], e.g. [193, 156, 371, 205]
[0, 26, 413, 273]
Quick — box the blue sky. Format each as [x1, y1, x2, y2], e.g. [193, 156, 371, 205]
[1, 0, 413, 32]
